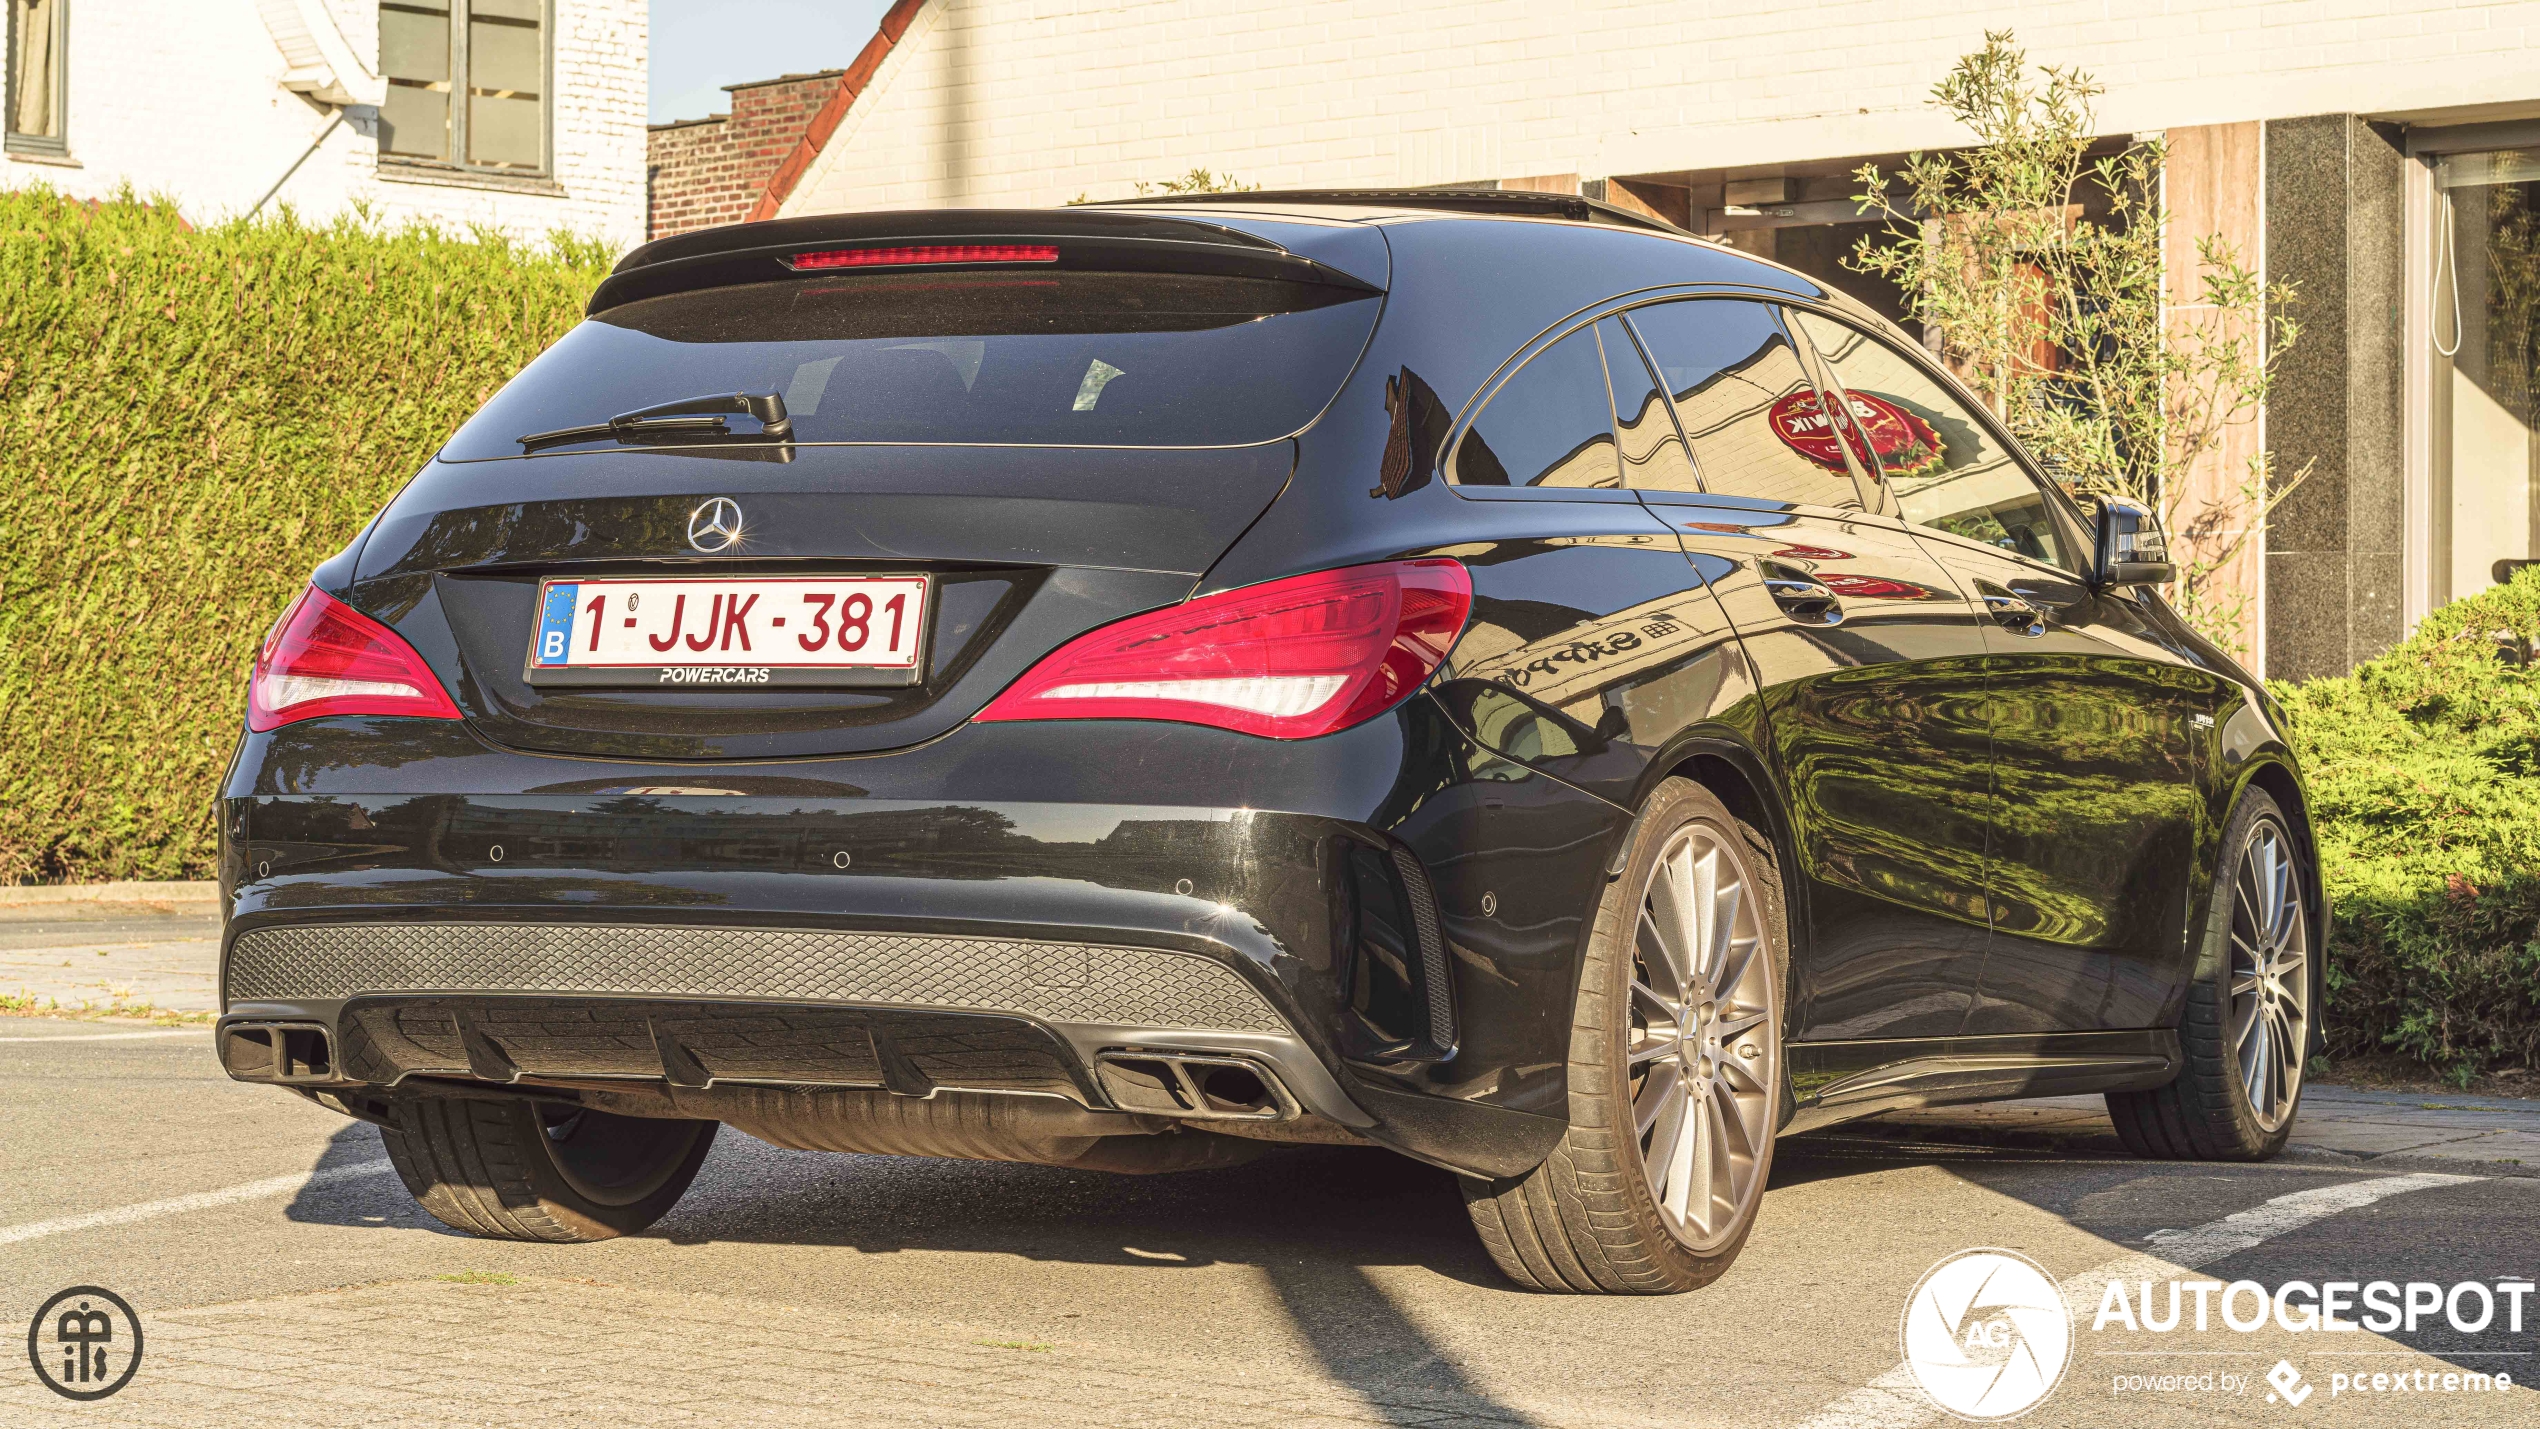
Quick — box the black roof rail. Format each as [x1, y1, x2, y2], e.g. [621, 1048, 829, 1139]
[1085, 187, 1688, 235]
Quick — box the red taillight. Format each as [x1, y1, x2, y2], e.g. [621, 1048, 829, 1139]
[783, 244, 1060, 271]
[247, 587, 462, 731]
[975, 560, 1472, 739]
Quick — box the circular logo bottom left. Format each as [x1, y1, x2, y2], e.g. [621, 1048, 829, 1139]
[28, 1286, 144, 1401]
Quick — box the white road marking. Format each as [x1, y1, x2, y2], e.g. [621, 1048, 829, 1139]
[0, 1029, 208, 1042]
[0, 1161, 398, 1247]
[1793, 1171, 2484, 1429]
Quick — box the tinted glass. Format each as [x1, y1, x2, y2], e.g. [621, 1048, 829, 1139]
[1625, 300, 1861, 509]
[1789, 311, 2072, 569]
[1451, 326, 1622, 489]
[442, 272, 1382, 459]
[1599, 315, 1702, 493]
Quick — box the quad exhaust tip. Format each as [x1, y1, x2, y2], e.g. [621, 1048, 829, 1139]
[1093, 1051, 1297, 1121]
[220, 1021, 339, 1084]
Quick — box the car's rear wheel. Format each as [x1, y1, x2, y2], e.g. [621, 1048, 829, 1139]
[381, 1095, 717, 1241]
[1461, 778, 1787, 1293]
[2108, 785, 2314, 1161]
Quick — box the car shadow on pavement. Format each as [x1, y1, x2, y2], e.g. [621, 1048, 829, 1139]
[283, 1121, 1548, 1423]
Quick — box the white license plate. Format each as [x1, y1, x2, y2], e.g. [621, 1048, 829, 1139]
[526, 576, 929, 687]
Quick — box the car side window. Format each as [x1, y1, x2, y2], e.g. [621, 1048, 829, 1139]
[1597, 315, 1702, 493]
[1786, 310, 2074, 571]
[1450, 325, 1622, 489]
[1623, 299, 1862, 510]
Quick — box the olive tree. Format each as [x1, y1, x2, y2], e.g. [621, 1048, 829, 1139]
[1847, 31, 2305, 652]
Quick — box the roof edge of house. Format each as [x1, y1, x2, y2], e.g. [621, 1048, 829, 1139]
[746, 0, 930, 222]
[723, 68, 848, 95]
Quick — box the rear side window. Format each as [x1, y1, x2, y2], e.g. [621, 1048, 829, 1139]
[441, 272, 1381, 459]
[1624, 300, 1862, 511]
[1450, 325, 1621, 489]
[1599, 315, 1702, 493]
[1787, 310, 2074, 570]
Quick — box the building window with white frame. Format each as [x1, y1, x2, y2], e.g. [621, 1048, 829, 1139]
[379, 0, 548, 177]
[2430, 144, 2540, 605]
[6, 0, 67, 155]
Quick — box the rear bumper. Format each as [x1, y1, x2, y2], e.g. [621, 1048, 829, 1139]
[217, 709, 1629, 1177]
[218, 921, 1365, 1127]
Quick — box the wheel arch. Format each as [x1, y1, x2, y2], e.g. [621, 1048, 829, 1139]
[1639, 735, 1812, 1105]
[1638, 736, 1802, 945]
[2232, 753, 2329, 1056]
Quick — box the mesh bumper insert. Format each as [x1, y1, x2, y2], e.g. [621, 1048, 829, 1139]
[226, 922, 1288, 1034]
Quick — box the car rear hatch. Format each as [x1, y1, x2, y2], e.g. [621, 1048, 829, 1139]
[351, 210, 1389, 761]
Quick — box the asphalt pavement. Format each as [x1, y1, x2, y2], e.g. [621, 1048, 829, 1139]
[3, 1013, 2534, 1427]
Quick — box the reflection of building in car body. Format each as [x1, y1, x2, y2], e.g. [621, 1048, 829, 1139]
[1445, 577, 1746, 760]
[1790, 315, 2066, 566]
[1650, 309, 1839, 510]
[1454, 591, 1723, 712]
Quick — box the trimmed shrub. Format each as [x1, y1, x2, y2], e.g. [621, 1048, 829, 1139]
[0, 190, 606, 882]
[2274, 570, 2540, 1080]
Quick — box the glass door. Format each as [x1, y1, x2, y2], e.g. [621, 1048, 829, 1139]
[2432, 147, 2540, 604]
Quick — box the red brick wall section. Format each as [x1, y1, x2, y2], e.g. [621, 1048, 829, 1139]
[747, 0, 930, 222]
[646, 69, 849, 241]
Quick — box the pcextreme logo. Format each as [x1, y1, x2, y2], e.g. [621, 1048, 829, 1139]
[1901, 1249, 2073, 1421]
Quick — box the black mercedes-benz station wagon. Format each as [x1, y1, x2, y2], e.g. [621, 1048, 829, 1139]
[217, 190, 2321, 1292]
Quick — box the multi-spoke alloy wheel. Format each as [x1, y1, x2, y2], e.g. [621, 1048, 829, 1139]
[1627, 826, 1778, 1252]
[2108, 786, 2316, 1162]
[1462, 778, 1787, 1292]
[2228, 819, 2309, 1133]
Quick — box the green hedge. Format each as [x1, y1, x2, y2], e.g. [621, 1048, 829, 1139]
[0, 190, 606, 882]
[2275, 570, 2540, 1079]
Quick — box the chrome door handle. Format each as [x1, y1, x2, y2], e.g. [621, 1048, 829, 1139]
[1763, 568, 1844, 626]
[1982, 590, 2046, 638]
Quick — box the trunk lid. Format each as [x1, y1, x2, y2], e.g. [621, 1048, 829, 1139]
[354, 442, 1295, 760]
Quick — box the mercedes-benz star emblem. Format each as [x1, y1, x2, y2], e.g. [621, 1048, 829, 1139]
[687, 497, 744, 553]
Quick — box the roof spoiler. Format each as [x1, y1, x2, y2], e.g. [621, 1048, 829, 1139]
[589, 208, 1385, 316]
[1085, 187, 1687, 235]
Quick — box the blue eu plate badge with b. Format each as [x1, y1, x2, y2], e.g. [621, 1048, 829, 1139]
[536, 583, 579, 664]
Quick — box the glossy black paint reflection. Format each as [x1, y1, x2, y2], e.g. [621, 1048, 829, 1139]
[1915, 533, 2217, 1032]
[225, 707, 1603, 1175]
[1424, 499, 1744, 807]
[1661, 498, 1997, 1040]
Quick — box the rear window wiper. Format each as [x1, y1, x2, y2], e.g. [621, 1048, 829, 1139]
[519, 392, 793, 451]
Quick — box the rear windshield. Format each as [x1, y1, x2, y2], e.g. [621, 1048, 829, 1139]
[441, 271, 1382, 459]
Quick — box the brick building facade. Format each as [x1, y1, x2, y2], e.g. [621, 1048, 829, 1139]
[646, 70, 843, 241]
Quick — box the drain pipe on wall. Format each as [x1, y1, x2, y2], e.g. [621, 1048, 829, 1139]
[247, 104, 378, 221]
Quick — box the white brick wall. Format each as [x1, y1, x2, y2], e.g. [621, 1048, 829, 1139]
[2, 0, 645, 248]
[781, 0, 2540, 215]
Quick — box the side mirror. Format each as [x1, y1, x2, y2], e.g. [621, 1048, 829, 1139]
[2095, 496, 2177, 588]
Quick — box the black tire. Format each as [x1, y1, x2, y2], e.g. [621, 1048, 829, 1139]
[381, 1095, 717, 1242]
[1462, 778, 1790, 1293]
[2108, 786, 2315, 1161]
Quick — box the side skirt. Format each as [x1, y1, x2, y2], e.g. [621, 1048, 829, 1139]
[1782, 1029, 2181, 1136]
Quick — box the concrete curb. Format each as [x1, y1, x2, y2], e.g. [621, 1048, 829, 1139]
[0, 880, 220, 907]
